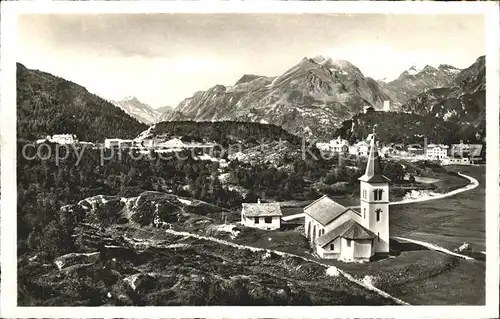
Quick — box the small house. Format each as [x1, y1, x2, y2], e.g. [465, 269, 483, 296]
[241, 199, 282, 230]
[355, 141, 370, 157]
[363, 106, 375, 114]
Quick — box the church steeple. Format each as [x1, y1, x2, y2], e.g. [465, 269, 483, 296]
[359, 125, 390, 183]
[358, 124, 391, 255]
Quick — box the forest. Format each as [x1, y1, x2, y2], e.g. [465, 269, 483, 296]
[334, 111, 484, 145]
[149, 121, 304, 147]
[16, 63, 147, 142]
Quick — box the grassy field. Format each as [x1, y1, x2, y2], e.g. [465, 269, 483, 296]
[20, 165, 484, 306]
[390, 165, 485, 251]
[255, 165, 486, 305]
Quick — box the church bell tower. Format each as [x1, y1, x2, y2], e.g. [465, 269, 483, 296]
[358, 125, 391, 255]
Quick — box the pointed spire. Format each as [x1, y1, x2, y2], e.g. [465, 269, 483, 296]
[359, 125, 390, 183]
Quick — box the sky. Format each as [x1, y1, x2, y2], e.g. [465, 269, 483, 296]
[18, 14, 485, 108]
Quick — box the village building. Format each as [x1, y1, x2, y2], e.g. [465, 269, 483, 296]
[104, 138, 134, 148]
[407, 144, 424, 155]
[304, 127, 390, 262]
[450, 143, 483, 158]
[316, 142, 331, 152]
[158, 137, 185, 149]
[379, 145, 394, 157]
[329, 137, 350, 154]
[138, 139, 156, 148]
[37, 134, 79, 145]
[363, 106, 375, 114]
[349, 140, 370, 157]
[383, 100, 392, 112]
[317, 137, 350, 154]
[442, 157, 471, 166]
[240, 199, 282, 230]
[425, 144, 449, 160]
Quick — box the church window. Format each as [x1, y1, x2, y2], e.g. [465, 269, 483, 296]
[363, 208, 366, 219]
[377, 232, 380, 242]
[330, 244, 335, 251]
[376, 209, 382, 221]
[373, 189, 384, 200]
[362, 189, 367, 199]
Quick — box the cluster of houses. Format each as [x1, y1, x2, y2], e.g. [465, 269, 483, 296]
[241, 128, 391, 262]
[103, 137, 228, 166]
[103, 137, 216, 151]
[316, 137, 483, 166]
[35, 134, 95, 147]
[363, 100, 393, 114]
[35, 134, 228, 166]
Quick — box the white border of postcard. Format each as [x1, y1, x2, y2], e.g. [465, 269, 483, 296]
[1, 1, 499, 318]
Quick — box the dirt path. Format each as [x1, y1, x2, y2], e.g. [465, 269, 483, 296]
[282, 172, 478, 221]
[391, 236, 474, 260]
[164, 228, 410, 305]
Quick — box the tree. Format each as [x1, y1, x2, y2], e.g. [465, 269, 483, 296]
[38, 220, 71, 260]
[200, 184, 209, 201]
[383, 162, 405, 182]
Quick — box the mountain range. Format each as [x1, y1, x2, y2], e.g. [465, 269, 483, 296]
[379, 64, 462, 106]
[399, 56, 486, 137]
[160, 56, 393, 139]
[110, 96, 173, 125]
[154, 55, 482, 140]
[17, 54, 485, 142]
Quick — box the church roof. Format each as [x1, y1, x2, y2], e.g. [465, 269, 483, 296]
[358, 130, 390, 183]
[316, 220, 376, 247]
[242, 202, 282, 217]
[304, 195, 353, 226]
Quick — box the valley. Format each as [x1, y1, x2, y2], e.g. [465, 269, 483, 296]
[17, 165, 485, 306]
[15, 53, 488, 307]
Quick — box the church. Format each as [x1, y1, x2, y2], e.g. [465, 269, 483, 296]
[304, 128, 390, 262]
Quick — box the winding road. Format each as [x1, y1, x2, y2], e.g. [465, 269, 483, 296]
[281, 172, 481, 261]
[282, 172, 479, 222]
[152, 172, 480, 305]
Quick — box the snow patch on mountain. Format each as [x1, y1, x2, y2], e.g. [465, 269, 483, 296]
[110, 97, 162, 125]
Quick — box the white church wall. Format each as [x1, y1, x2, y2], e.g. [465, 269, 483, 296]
[353, 239, 374, 260]
[340, 238, 355, 260]
[317, 237, 342, 259]
[305, 216, 325, 243]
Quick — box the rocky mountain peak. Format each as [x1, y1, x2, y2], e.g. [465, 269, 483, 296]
[235, 74, 264, 86]
[422, 65, 437, 73]
[311, 55, 332, 65]
[123, 95, 140, 103]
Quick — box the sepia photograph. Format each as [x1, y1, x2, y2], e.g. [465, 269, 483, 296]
[1, 1, 499, 318]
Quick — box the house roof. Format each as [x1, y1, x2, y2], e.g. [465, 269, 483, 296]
[242, 202, 282, 217]
[304, 195, 354, 226]
[427, 144, 449, 149]
[358, 132, 390, 183]
[316, 220, 376, 247]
